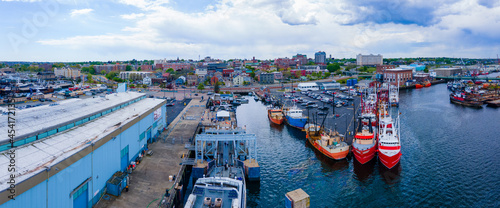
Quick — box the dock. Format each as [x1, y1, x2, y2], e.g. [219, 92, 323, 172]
[95, 98, 206, 208]
[486, 99, 500, 107]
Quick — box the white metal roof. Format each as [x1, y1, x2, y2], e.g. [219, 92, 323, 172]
[216, 110, 230, 118]
[0, 92, 145, 144]
[0, 96, 163, 192]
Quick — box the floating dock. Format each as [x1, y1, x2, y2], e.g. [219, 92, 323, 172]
[285, 188, 310, 208]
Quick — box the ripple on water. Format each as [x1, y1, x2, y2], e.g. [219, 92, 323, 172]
[235, 88, 499, 207]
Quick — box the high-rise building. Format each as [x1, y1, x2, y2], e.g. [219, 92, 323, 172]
[356, 54, 383, 66]
[314, 51, 326, 64]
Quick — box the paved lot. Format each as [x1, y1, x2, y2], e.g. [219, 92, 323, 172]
[271, 90, 362, 145]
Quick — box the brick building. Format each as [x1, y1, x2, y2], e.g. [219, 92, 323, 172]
[383, 68, 413, 86]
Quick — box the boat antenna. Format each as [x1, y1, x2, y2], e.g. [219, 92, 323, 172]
[368, 118, 373, 133]
[320, 111, 328, 131]
[357, 117, 363, 133]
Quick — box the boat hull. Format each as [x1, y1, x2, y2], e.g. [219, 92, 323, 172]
[311, 140, 349, 160]
[352, 143, 377, 164]
[285, 116, 307, 129]
[450, 96, 483, 108]
[378, 150, 401, 169]
[415, 84, 423, 89]
[268, 114, 284, 125]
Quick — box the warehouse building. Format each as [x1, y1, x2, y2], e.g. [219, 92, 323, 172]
[0, 92, 166, 208]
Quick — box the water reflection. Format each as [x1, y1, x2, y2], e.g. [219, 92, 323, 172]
[312, 148, 350, 172]
[284, 125, 306, 140]
[269, 123, 285, 131]
[352, 158, 376, 182]
[378, 162, 402, 185]
[246, 181, 261, 207]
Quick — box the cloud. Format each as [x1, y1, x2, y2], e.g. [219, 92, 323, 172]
[121, 13, 145, 20]
[70, 8, 93, 17]
[336, 0, 458, 27]
[23, 0, 500, 61]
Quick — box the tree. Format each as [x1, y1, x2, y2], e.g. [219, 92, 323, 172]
[126, 65, 133, 71]
[295, 71, 302, 78]
[137, 67, 142, 71]
[249, 71, 256, 79]
[214, 82, 220, 93]
[197, 83, 205, 90]
[101, 70, 107, 75]
[327, 63, 341, 72]
[89, 68, 96, 75]
[106, 71, 118, 80]
[87, 74, 93, 83]
[166, 68, 174, 73]
[53, 63, 65, 68]
[112, 77, 120, 82]
[324, 72, 331, 78]
[282, 71, 292, 79]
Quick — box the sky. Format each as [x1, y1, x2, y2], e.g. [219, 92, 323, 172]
[1, 0, 500, 62]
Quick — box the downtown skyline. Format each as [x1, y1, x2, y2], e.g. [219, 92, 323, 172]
[1, 0, 500, 62]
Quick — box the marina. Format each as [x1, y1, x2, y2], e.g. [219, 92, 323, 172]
[236, 82, 499, 207]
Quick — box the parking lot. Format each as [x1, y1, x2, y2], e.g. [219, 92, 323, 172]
[272, 88, 362, 145]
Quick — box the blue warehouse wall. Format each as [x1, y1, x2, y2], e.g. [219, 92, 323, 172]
[47, 153, 92, 208]
[2, 181, 47, 208]
[0, 103, 163, 208]
[121, 121, 146, 164]
[91, 136, 120, 204]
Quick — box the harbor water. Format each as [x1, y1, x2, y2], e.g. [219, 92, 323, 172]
[236, 83, 500, 207]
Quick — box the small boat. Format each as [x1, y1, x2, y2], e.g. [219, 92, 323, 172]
[283, 106, 308, 129]
[415, 84, 423, 89]
[305, 124, 349, 160]
[449, 91, 483, 108]
[424, 81, 431, 87]
[352, 117, 377, 164]
[389, 85, 399, 107]
[378, 105, 401, 169]
[268, 108, 285, 125]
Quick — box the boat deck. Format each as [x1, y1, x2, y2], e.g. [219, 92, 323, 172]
[187, 167, 245, 208]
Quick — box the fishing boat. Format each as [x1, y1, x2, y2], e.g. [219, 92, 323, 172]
[361, 89, 377, 126]
[424, 80, 431, 87]
[185, 164, 247, 208]
[187, 115, 260, 208]
[268, 108, 285, 125]
[449, 91, 483, 108]
[305, 125, 349, 160]
[352, 117, 377, 164]
[389, 85, 399, 107]
[283, 106, 308, 129]
[378, 105, 401, 169]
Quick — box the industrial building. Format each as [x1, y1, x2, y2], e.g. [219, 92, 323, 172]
[433, 67, 462, 77]
[356, 54, 383, 66]
[0, 92, 166, 208]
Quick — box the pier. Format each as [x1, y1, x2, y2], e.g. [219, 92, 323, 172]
[96, 98, 206, 208]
